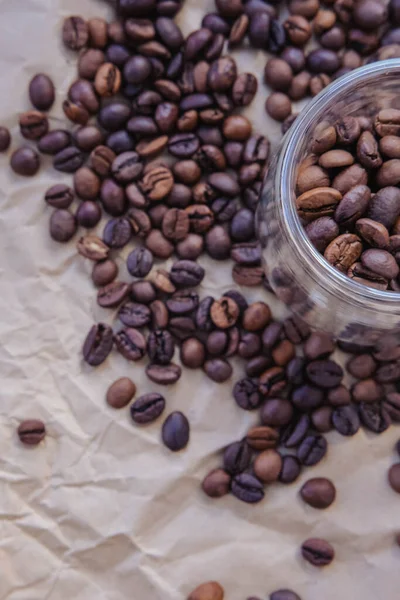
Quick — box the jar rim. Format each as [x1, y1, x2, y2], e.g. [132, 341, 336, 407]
[278, 58, 400, 306]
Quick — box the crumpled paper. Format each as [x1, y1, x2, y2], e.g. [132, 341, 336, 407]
[1, 1, 400, 599]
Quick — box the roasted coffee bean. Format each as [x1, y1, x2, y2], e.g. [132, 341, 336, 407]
[292, 384, 324, 411]
[246, 425, 279, 451]
[281, 414, 310, 448]
[375, 360, 400, 383]
[270, 590, 301, 600]
[324, 234, 363, 272]
[279, 455, 301, 484]
[204, 358, 232, 382]
[147, 330, 175, 365]
[246, 355, 272, 377]
[17, 420, 46, 446]
[265, 92, 292, 122]
[297, 165, 329, 195]
[332, 404, 360, 436]
[261, 398, 293, 427]
[162, 411, 189, 451]
[304, 331, 334, 360]
[231, 473, 265, 504]
[126, 248, 153, 278]
[29, 73, 55, 111]
[355, 218, 389, 249]
[83, 323, 113, 366]
[232, 73, 257, 107]
[180, 337, 205, 368]
[74, 167, 100, 200]
[347, 354, 376, 379]
[45, 184, 73, 209]
[114, 327, 146, 361]
[243, 302, 271, 331]
[168, 316, 196, 340]
[297, 434, 327, 466]
[188, 581, 225, 600]
[118, 301, 151, 328]
[92, 260, 118, 287]
[388, 463, 400, 494]
[202, 469, 231, 498]
[74, 126, 104, 152]
[238, 332, 261, 358]
[312, 405, 333, 433]
[103, 218, 131, 249]
[233, 378, 262, 409]
[63, 99, 90, 125]
[254, 449, 282, 483]
[77, 234, 109, 261]
[205, 226, 232, 260]
[79, 48, 105, 78]
[334, 185, 371, 227]
[176, 234, 204, 260]
[100, 179, 126, 216]
[106, 377, 136, 409]
[223, 440, 252, 475]
[146, 362, 182, 384]
[259, 366, 286, 397]
[131, 281, 156, 305]
[283, 315, 310, 343]
[307, 359, 343, 388]
[385, 393, 400, 422]
[352, 378, 383, 403]
[300, 477, 336, 509]
[11, 146, 40, 176]
[210, 297, 239, 329]
[0, 126, 10, 152]
[359, 401, 391, 433]
[50, 209, 77, 242]
[130, 392, 166, 424]
[170, 260, 205, 288]
[296, 187, 342, 222]
[367, 187, 400, 229]
[301, 538, 334, 567]
[76, 201, 102, 228]
[53, 146, 85, 173]
[63, 16, 89, 50]
[98, 281, 130, 308]
[162, 208, 189, 241]
[68, 79, 99, 114]
[286, 357, 306, 385]
[361, 249, 399, 280]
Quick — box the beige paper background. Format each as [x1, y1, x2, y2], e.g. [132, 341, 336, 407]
[1, 1, 400, 598]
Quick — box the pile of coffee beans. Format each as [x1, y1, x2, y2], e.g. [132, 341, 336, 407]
[202, 0, 400, 127]
[297, 113, 400, 290]
[4, 0, 400, 598]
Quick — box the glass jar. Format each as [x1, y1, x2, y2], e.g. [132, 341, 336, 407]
[258, 59, 400, 348]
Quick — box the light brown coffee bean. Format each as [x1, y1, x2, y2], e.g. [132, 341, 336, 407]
[296, 165, 330, 194]
[375, 109, 400, 137]
[296, 187, 342, 222]
[332, 163, 368, 195]
[324, 233, 362, 272]
[106, 377, 136, 409]
[187, 581, 224, 600]
[246, 425, 279, 450]
[94, 63, 121, 97]
[319, 149, 354, 169]
[254, 449, 282, 483]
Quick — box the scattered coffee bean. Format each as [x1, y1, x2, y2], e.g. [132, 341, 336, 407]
[231, 472, 265, 504]
[11, 146, 40, 176]
[106, 377, 136, 408]
[301, 538, 334, 567]
[270, 591, 301, 600]
[130, 392, 166, 424]
[300, 477, 336, 509]
[0, 126, 11, 152]
[162, 411, 190, 451]
[83, 323, 113, 366]
[202, 468, 231, 498]
[187, 581, 224, 600]
[17, 420, 46, 446]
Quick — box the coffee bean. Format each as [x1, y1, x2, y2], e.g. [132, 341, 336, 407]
[246, 426, 279, 451]
[361, 249, 399, 280]
[126, 248, 153, 278]
[78, 48, 105, 78]
[300, 477, 336, 509]
[243, 302, 271, 331]
[264, 58, 293, 92]
[11, 146, 40, 176]
[210, 297, 239, 329]
[17, 420, 46, 446]
[83, 323, 113, 366]
[0, 126, 11, 152]
[232, 73, 257, 107]
[279, 455, 301, 484]
[44, 184, 73, 210]
[146, 362, 182, 384]
[261, 398, 293, 427]
[202, 469, 231, 498]
[304, 331, 335, 360]
[270, 590, 301, 600]
[347, 354, 376, 379]
[254, 449, 282, 483]
[170, 260, 205, 288]
[368, 186, 400, 229]
[29, 73, 55, 111]
[286, 357, 306, 385]
[388, 463, 400, 493]
[311, 406, 333, 433]
[92, 260, 118, 287]
[76, 201, 102, 228]
[205, 226, 231, 260]
[147, 330, 175, 365]
[292, 384, 324, 411]
[130, 392, 166, 424]
[98, 281, 130, 309]
[106, 377, 136, 409]
[187, 581, 224, 600]
[332, 405, 360, 435]
[162, 411, 189, 451]
[141, 163, 174, 201]
[155, 17, 183, 48]
[231, 473, 265, 504]
[49, 209, 77, 242]
[102, 218, 131, 249]
[301, 538, 334, 567]
[76, 235, 108, 262]
[355, 218, 390, 249]
[180, 337, 205, 368]
[352, 378, 383, 403]
[297, 434, 327, 466]
[334, 185, 371, 228]
[296, 187, 342, 222]
[53, 146, 85, 173]
[114, 327, 146, 361]
[223, 440, 252, 475]
[359, 401, 391, 433]
[233, 377, 262, 410]
[266, 92, 292, 122]
[204, 358, 232, 382]
[118, 301, 151, 328]
[63, 16, 89, 50]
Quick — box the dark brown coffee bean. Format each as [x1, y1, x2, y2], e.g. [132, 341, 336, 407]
[53, 146, 85, 173]
[388, 463, 400, 493]
[0, 126, 10, 152]
[332, 404, 360, 436]
[292, 384, 324, 411]
[359, 402, 391, 433]
[76, 235, 108, 261]
[243, 302, 271, 331]
[63, 99, 90, 125]
[233, 377, 262, 410]
[18, 420, 46, 446]
[229, 14, 249, 47]
[118, 301, 151, 328]
[83, 323, 113, 366]
[97, 281, 130, 309]
[306, 359, 343, 388]
[162, 411, 190, 451]
[312, 406, 333, 433]
[45, 184, 73, 209]
[248, 11, 270, 48]
[146, 362, 182, 385]
[207, 57, 237, 92]
[231, 473, 265, 504]
[106, 377, 136, 409]
[261, 398, 293, 427]
[361, 249, 399, 280]
[88, 17, 108, 47]
[63, 16, 89, 50]
[202, 469, 231, 498]
[297, 434, 327, 465]
[300, 477, 336, 509]
[355, 218, 390, 249]
[286, 357, 305, 385]
[50, 209, 77, 242]
[301, 538, 334, 567]
[76, 201, 101, 228]
[304, 331, 335, 360]
[92, 260, 118, 287]
[265, 93, 292, 122]
[223, 440, 252, 475]
[334, 185, 371, 227]
[78, 48, 105, 79]
[204, 358, 233, 383]
[131, 392, 166, 425]
[180, 337, 205, 368]
[141, 163, 174, 201]
[29, 73, 55, 111]
[356, 130, 382, 169]
[11, 146, 40, 176]
[270, 590, 301, 600]
[114, 327, 146, 361]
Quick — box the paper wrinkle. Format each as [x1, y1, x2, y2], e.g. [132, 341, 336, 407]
[1, 1, 400, 599]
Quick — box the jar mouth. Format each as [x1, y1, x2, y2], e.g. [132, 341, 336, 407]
[278, 59, 400, 305]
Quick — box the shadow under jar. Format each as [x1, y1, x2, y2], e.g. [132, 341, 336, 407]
[258, 59, 400, 347]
